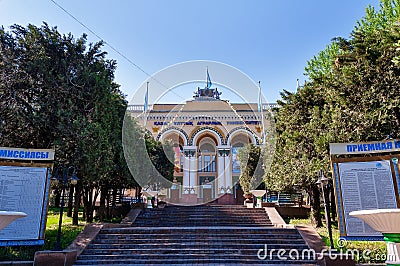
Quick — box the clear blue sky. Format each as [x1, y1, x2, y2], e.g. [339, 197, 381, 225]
[1, 0, 379, 103]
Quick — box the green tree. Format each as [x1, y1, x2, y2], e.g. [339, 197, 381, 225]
[268, 0, 400, 226]
[122, 114, 175, 191]
[266, 87, 326, 226]
[0, 23, 132, 223]
[238, 144, 264, 194]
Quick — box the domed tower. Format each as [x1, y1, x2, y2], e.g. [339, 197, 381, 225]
[193, 69, 222, 100]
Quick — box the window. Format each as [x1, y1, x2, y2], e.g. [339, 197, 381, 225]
[200, 143, 215, 152]
[198, 155, 216, 172]
[211, 155, 216, 172]
[204, 155, 211, 172]
[198, 138, 216, 173]
[198, 156, 202, 172]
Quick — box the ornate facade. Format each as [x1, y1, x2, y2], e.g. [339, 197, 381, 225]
[128, 86, 275, 204]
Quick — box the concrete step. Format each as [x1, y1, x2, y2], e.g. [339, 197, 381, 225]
[94, 233, 303, 240]
[100, 227, 298, 234]
[76, 254, 317, 262]
[75, 258, 316, 265]
[82, 245, 310, 254]
[132, 223, 273, 227]
[136, 214, 270, 218]
[90, 238, 307, 245]
[136, 213, 270, 217]
[137, 212, 269, 215]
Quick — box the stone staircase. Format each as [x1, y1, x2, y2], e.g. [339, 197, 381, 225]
[75, 205, 316, 265]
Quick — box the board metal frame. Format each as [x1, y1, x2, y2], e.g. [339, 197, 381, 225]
[330, 141, 400, 241]
[0, 147, 54, 246]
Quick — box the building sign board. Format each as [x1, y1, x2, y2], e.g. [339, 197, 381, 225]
[330, 140, 400, 155]
[153, 120, 261, 126]
[0, 147, 55, 161]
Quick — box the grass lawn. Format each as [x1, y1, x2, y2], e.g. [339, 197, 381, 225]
[289, 217, 387, 264]
[0, 208, 86, 261]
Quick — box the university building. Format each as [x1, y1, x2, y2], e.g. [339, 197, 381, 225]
[128, 85, 276, 205]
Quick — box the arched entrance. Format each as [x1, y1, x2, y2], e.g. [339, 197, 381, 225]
[196, 134, 218, 202]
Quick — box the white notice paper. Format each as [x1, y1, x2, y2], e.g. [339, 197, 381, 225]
[339, 161, 397, 236]
[0, 166, 48, 240]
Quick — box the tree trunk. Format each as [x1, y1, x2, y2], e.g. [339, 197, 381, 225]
[110, 188, 119, 219]
[112, 188, 118, 206]
[91, 188, 100, 223]
[134, 186, 139, 201]
[67, 185, 74, 217]
[72, 184, 81, 226]
[54, 188, 61, 208]
[82, 187, 89, 222]
[106, 188, 111, 220]
[98, 186, 107, 221]
[83, 186, 94, 223]
[309, 186, 323, 227]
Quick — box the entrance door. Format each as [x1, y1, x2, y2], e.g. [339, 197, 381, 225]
[199, 176, 215, 202]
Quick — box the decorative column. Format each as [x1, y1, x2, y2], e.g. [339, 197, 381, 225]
[217, 151, 225, 195]
[217, 146, 231, 195]
[182, 153, 190, 193]
[182, 146, 197, 203]
[224, 151, 232, 193]
[189, 152, 197, 195]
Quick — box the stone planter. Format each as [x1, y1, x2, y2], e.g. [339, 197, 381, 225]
[350, 209, 400, 265]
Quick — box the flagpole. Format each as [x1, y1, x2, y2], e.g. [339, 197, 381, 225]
[144, 81, 149, 126]
[257, 81, 261, 112]
[206, 67, 208, 89]
[206, 67, 209, 89]
[258, 81, 266, 144]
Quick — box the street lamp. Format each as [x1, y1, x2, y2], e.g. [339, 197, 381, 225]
[316, 169, 334, 250]
[52, 166, 79, 251]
